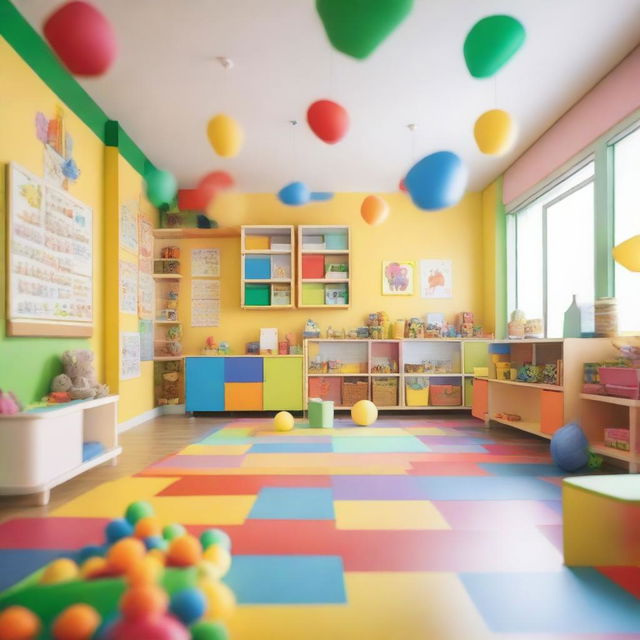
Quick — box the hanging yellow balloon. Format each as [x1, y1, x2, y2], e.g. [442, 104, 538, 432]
[360, 195, 389, 226]
[207, 114, 243, 157]
[612, 235, 640, 272]
[473, 109, 515, 155]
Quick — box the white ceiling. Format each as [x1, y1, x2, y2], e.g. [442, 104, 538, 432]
[15, 0, 640, 193]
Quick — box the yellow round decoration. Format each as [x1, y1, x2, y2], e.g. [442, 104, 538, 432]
[274, 411, 295, 432]
[40, 558, 79, 584]
[612, 235, 640, 272]
[206, 114, 244, 158]
[473, 109, 515, 155]
[351, 400, 378, 427]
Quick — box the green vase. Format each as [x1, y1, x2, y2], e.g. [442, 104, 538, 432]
[563, 294, 582, 338]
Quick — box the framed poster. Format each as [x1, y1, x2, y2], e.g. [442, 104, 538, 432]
[120, 200, 138, 254]
[120, 332, 141, 379]
[6, 163, 93, 337]
[119, 260, 138, 315]
[420, 259, 452, 299]
[191, 248, 220, 277]
[382, 260, 415, 295]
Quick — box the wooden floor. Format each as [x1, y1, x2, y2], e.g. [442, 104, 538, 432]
[0, 414, 227, 523]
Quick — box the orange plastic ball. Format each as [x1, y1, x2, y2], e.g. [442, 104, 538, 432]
[120, 584, 168, 621]
[0, 605, 41, 640]
[146, 548, 167, 564]
[51, 604, 100, 640]
[80, 556, 108, 579]
[199, 579, 236, 622]
[126, 555, 163, 586]
[167, 535, 202, 567]
[40, 558, 79, 584]
[107, 537, 146, 573]
[134, 516, 162, 539]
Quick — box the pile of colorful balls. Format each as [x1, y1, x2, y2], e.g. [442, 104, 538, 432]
[0, 501, 234, 639]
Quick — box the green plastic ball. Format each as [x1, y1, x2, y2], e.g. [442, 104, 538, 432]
[125, 500, 155, 526]
[163, 523, 187, 541]
[199, 529, 231, 552]
[190, 620, 229, 640]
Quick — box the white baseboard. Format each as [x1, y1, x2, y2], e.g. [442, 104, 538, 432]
[161, 404, 186, 415]
[118, 405, 186, 433]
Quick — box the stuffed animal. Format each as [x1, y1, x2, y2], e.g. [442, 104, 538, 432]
[61, 350, 109, 399]
[0, 389, 20, 415]
[48, 374, 73, 403]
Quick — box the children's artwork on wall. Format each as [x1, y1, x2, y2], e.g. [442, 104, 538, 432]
[191, 248, 220, 277]
[120, 332, 141, 379]
[420, 259, 453, 299]
[139, 218, 153, 261]
[138, 273, 154, 319]
[119, 260, 138, 315]
[119, 200, 139, 254]
[139, 319, 153, 361]
[192, 279, 220, 301]
[382, 261, 414, 295]
[35, 108, 80, 189]
[192, 299, 220, 327]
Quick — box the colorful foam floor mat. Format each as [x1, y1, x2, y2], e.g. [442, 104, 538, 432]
[1, 416, 639, 639]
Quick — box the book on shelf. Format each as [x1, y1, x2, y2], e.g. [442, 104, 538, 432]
[272, 284, 291, 306]
[303, 235, 325, 250]
[270, 236, 291, 251]
[325, 283, 348, 305]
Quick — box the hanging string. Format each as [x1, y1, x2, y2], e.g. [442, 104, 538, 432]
[494, 75, 498, 108]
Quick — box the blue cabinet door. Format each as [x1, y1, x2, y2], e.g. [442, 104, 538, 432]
[185, 358, 225, 411]
[224, 357, 263, 382]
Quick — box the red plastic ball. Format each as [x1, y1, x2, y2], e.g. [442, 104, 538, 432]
[105, 615, 189, 640]
[306, 100, 349, 144]
[0, 605, 40, 640]
[43, 1, 116, 76]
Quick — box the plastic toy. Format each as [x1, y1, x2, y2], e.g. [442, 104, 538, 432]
[43, 1, 116, 76]
[169, 588, 207, 625]
[107, 538, 146, 573]
[167, 535, 202, 567]
[351, 399, 378, 426]
[273, 411, 295, 432]
[463, 15, 526, 78]
[198, 580, 236, 622]
[40, 558, 79, 585]
[121, 584, 168, 620]
[207, 114, 243, 158]
[202, 545, 232, 578]
[308, 398, 334, 429]
[307, 100, 349, 144]
[51, 603, 100, 640]
[144, 167, 177, 208]
[612, 234, 640, 271]
[190, 620, 229, 640]
[200, 529, 231, 552]
[162, 523, 187, 542]
[316, 0, 414, 59]
[303, 319, 321, 338]
[474, 109, 515, 155]
[0, 605, 41, 639]
[550, 422, 589, 471]
[125, 501, 155, 526]
[360, 195, 389, 226]
[405, 151, 468, 211]
[0, 389, 20, 414]
[134, 517, 162, 539]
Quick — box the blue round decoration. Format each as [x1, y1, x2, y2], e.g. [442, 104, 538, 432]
[550, 422, 589, 472]
[405, 151, 468, 211]
[105, 518, 133, 544]
[278, 181, 310, 206]
[169, 587, 207, 625]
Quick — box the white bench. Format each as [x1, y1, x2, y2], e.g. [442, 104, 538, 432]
[0, 395, 120, 505]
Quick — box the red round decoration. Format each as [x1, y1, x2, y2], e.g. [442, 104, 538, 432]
[306, 100, 349, 144]
[398, 178, 408, 193]
[193, 171, 235, 209]
[43, 1, 116, 76]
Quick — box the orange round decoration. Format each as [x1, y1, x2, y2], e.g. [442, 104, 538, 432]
[360, 195, 389, 226]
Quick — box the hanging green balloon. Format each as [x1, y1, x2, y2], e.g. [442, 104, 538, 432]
[145, 167, 177, 208]
[316, 0, 414, 60]
[463, 15, 526, 78]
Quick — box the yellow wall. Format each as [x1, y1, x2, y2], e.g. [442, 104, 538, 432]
[171, 191, 485, 355]
[482, 181, 497, 334]
[0, 36, 105, 401]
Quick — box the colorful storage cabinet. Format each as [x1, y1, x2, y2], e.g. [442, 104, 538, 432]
[185, 356, 303, 412]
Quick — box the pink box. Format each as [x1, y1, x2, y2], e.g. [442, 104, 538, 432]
[582, 383, 606, 395]
[598, 367, 640, 399]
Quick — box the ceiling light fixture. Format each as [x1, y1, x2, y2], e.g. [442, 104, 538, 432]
[216, 56, 233, 70]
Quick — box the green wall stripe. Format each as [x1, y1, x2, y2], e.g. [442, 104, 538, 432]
[0, 0, 151, 176]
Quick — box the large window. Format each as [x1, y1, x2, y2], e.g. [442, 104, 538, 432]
[507, 162, 595, 337]
[612, 126, 640, 333]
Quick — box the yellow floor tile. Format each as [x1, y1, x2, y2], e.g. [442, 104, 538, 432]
[148, 495, 256, 525]
[334, 500, 450, 530]
[228, 572, 491, 640]
[403, 427, 452, 435]
[180, 444, 251, 455]
[139, 466, 410, 476]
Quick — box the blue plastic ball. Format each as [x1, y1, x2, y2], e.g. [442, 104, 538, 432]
[144, 535, 168, 551]
[170, 587, 207, 625]
[278, 181, 310, 206]
[77, 544, 106, 562]
[405, 151, 468, 211]
[550, 422, 589, 472]
[105, 518, 134, 544]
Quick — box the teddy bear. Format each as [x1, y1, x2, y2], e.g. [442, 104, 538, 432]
[61, 350, 109, 400]
[48, 373, 73, 403]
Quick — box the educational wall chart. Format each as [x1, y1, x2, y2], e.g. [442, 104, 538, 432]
[120, 331, 141, 379]
[420, 259, 453, 299]
[139, 319, 153, 361]
[138, 218, 154, 319]
[119, 260, 138, 315]
[191, 278, 220, 327]
[119, 200, 138, 254]
[7, 163, 93, 333]
[191, 248, 220, 277]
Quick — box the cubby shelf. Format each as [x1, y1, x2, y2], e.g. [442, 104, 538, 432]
[152, 273, 182, 279]
[489, 379, 563, 392]
[153, 227, 239, 239]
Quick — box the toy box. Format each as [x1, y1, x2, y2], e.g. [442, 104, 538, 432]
[406, 381, 429, 406]
[430, 384, 462, 406]
[598, 367, 640, 399]
[372, 378, 398, 406]
[603, 427, 630, 451]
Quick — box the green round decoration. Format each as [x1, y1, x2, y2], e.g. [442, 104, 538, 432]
[463, 15, 526, 78]
[145, 167, 177, 208]
[162, 523, 187, 541]
[200, 529, 231, 551]
[190, 621, 229, 640]
[124, 500, 155, 526]
[316, 0, 413, 60]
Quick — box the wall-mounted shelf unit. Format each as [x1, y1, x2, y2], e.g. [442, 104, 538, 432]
[298, 226, 350, 309]
[304, 339, 490, 410]
[241, 225, 294, 309]
[153, 227, 240, 239]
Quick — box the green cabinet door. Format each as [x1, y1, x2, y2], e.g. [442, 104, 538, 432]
[263, 358, 303, 411]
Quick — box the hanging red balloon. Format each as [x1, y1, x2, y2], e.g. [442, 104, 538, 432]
[399, 178, 408, 193]
[306, 100, 349, 144]
[197, 171, 234, 206]
[43, 1, 116, 76]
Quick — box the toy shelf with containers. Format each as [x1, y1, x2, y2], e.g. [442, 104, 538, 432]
[241, 225, 294, 309]
[304, 339, 491, 410]
[298, 225, 351, 308]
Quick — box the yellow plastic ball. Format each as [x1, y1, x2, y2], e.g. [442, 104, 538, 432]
[351, 400, 378, 426]
[473, 109, 515, 156]
[80, 557, 108, 580]
[198, 579, 236, 622]
[40, 558, 79, 585]
[273, 411, 294, 432]
[201, 545, 232, 579]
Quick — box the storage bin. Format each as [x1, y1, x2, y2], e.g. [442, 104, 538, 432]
[308, 377, 342, 403]
[244, 284, 270, 306]
[302, 255, 325, 279]
[270, 236, 291, 250]
[406, 384, 429, 406]
[598, 367, 640, 399]
[342, 380, 369, 406]
[372, 378, 398, 406]
[325, 233, 348, 250]
[430, 384, 462, 406]
[301, 283, 325, 305]
[245, 235, 270, 250]
[244, 256, 271, 279]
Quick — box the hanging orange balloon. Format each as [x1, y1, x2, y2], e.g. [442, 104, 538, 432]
[207, 114, 243, 157]
[360, 195, 389, 226]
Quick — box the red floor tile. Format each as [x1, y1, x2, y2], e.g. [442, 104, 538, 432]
[0, 517, 108, 550]
[157, 475, 332, 496]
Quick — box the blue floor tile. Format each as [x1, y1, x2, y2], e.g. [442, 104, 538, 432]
[0, 549, 67, 591]
[479, 463, 570, 476]
[249, 443, 333, 453]
[333, 436, 429, 453]
[414, 476, 562, 500]
[248, 487, 335, 519]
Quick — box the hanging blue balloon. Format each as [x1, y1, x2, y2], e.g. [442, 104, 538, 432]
[405, 151, 468, 211]
[278, 181, 310, 206]
[310, 191, 334, 202]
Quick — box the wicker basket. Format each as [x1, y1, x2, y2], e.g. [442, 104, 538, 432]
[372, 378, 398, 407]
[342, 380, 369, 406]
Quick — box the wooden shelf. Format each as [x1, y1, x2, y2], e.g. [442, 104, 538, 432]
[153, 273, 182, 279]
[307, 373, 367, 377]
[404, 373, 462, 377]
[590, 443, 633, 462]
[581, 393, 640, 407]
[301, 250, 349, 254]
[154, 356, 185, 361]
[491, 415, 550, 439]
[241, 305, 294, 310]
[302, 278, 350, 283]
[242, 250, 292, 255]
[153, 227, 239, 239]
[155, 320, 182, 325]
[370, 373, 400, 377]
[488, 379, 563, 391]
[299, 305, 349, 309]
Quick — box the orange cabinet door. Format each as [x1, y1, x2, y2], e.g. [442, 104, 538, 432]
[225, 383, 263, 411]
[472, 379, 488, 421]
[540, 390, 564, 435]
